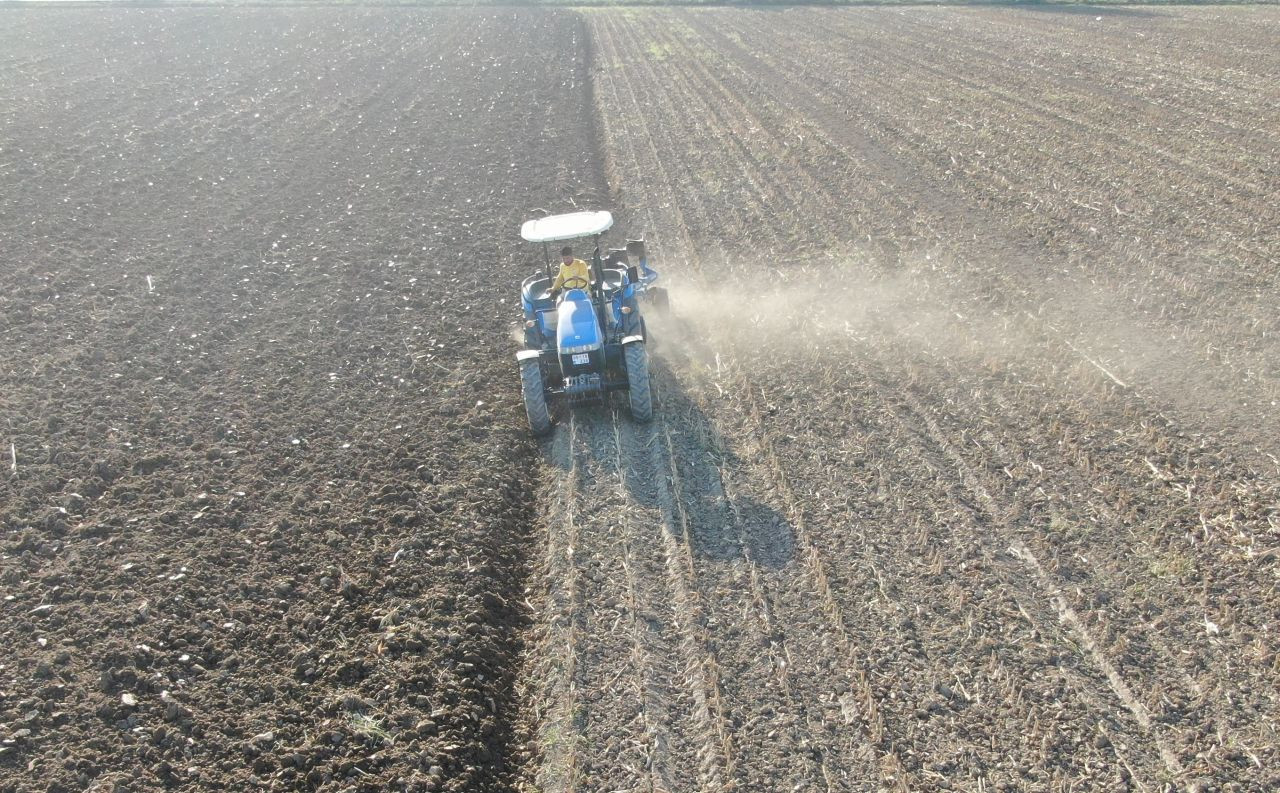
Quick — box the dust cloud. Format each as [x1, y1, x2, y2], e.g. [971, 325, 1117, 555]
[657, 254, 1031, 368]
[658, 253, 1280, 464]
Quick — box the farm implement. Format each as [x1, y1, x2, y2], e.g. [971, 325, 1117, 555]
[516, 210, 669, 435]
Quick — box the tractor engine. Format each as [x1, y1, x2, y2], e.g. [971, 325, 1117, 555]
[556, 290, 604, 399]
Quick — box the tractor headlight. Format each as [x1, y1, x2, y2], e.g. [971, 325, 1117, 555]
[620, 306, 632, 314]
[525, 319, 536, 328]
[562, 344, 597, 354]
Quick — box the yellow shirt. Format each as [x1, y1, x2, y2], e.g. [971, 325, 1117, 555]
[551, 258, 593, 292]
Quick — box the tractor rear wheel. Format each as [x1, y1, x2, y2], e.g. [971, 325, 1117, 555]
[520, 359, 553, 436]
[624, 342, 653, 423]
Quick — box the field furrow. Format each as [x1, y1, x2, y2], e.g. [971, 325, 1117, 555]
[600, 16, 890, 791]
[586, 6, 1280, 791]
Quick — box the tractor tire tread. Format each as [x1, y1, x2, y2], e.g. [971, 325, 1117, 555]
[625, 342, 653, 423]
[520, 359, 553, 436]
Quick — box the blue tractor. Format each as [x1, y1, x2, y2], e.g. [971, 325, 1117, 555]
[516, 211, 669, 435]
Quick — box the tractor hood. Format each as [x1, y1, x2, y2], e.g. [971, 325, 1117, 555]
[557, 291, 602, 352]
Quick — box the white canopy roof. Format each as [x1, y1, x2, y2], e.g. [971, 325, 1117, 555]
[521, 211, 613, 243]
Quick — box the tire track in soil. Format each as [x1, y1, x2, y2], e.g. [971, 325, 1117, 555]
[592, 12, 903, 790]
[653, 380, 864, 792]
[606, 406, 688, 793]
[867, 338, 1280, 780]
[872, 367, 1188, 783]
[526, 416, 585, 793]
[544, 404, 719, 793]
[559, 413, 644, 790]
[526, 402, 739, 793]
[628, 401, 739, 792]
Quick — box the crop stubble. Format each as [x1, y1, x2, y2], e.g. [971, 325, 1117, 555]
[530, 6, 1280, 792]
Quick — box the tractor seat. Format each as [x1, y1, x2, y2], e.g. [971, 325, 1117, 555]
[600, 269, 625, 294]
[522, 275, 555, 308]
[525, 271, 624, 306]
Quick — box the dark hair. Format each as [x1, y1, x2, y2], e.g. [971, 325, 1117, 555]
[560, 246, 573, 257]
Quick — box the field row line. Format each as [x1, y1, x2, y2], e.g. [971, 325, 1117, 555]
[595, 12, 909, 788]
[601, 10, 1203, 786]
[886, 378, 1191, 785]
[593, 18, 738, 791]
[529, 414, 584, 793]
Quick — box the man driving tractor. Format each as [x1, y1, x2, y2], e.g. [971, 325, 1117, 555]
[549, 245, 593, 299]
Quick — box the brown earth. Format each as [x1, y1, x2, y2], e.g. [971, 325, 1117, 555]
[3, 6, 1279, 793]
[0, 8, 602, 792]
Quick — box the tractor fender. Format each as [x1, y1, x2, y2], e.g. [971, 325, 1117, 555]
[516, 349, 542, 362]
[620, 335, 645, 346]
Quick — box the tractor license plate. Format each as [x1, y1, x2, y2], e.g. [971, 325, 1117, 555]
[571, 353, 590, 366]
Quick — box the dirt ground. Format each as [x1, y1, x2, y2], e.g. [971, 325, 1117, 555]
[0, 8, 603, 791]
[3, 6, 1279, 793]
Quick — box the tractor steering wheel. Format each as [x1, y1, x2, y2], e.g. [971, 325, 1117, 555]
[553, 276, 590, 299]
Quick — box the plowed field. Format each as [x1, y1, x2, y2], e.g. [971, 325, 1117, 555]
[3, 6, 1279, 793]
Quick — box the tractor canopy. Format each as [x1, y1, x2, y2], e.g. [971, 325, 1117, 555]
[520, 211, 614, 243]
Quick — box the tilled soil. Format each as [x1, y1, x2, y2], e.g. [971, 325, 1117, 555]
[3, 6, 1279, 793]
[1, 8, 601, 792]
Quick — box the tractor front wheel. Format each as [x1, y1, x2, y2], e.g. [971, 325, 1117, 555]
[624, 342, 653, 423]
[520, 359, 553, 436]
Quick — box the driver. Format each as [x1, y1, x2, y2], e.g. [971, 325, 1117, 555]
[549, 245, 592, 299]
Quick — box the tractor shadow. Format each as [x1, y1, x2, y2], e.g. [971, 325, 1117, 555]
[631, 355, 796, 570]
[537, 334, 795, 570]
